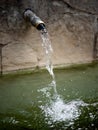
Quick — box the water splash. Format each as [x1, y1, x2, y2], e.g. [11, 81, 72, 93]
[40, 29, 85, 125]
[40, 97, 88, 124]
[38, 86, 88, 126]
[40, 29, 90, 127]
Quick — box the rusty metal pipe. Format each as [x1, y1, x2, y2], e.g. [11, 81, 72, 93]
[23, 9, 45, 31]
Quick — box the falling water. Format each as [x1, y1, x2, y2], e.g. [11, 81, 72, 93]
[40, 29, 89, 127]
[41, 29, 57, 95]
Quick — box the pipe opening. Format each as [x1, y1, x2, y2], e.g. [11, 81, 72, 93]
[23, 9, 46, 31]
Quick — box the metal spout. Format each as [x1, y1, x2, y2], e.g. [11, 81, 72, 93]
[23, 9, 45, 31]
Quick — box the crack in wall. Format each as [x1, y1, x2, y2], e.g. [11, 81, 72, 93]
[62, 0, 98, 15]
[0, 44, 4, 76]
[93, 33, 98, 59]
[0, 45, 2, 76]
[0, 42, 11, 75]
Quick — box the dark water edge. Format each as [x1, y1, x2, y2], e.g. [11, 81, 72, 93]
[0, 63, 98, 130]
[0, 104, 98, 130]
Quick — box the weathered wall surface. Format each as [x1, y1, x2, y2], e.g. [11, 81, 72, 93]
[0, 0, 98, 74]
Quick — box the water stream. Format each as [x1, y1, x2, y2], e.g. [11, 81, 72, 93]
[40, 29, 91, 127]
[41, 29, 57, 95]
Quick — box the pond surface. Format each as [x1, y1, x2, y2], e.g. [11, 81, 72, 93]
[0, 64, 98, 130]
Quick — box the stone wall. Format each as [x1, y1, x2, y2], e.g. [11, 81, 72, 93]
[0, 0, 98, 74]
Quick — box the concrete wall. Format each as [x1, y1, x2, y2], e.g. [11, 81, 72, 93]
[0, 0, 98, 74]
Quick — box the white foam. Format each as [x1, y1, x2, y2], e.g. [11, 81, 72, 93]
[40, 96, 87, 124]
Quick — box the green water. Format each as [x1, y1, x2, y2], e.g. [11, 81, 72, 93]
[0, 64, 98, 130]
